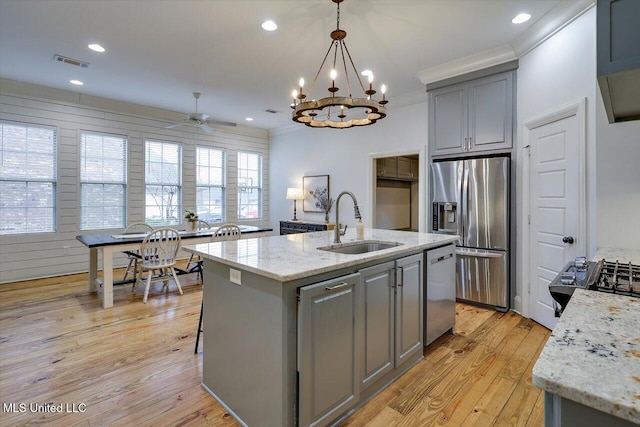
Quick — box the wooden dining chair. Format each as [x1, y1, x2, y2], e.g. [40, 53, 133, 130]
[194, 223, 242, 353]
[134, 227, 184, 303]
[183, 220, 212, 277]
[121, 222, 154, 281]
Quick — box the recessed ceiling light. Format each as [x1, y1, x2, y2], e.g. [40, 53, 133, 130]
[69, 79, 84, 86]
[245, 117, 254, 121]
[512, 13, 531, 24]
[88, 43, 105, 53]
[361, 69, 372, 77]
[261, 20, 277, 31]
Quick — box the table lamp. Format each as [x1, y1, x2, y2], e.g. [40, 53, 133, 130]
[286, 187, 304, 221]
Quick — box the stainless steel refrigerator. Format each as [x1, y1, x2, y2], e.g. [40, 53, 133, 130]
[430, 157, 509, 310]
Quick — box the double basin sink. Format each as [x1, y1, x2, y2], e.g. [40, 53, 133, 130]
[317, 240, 402, 255]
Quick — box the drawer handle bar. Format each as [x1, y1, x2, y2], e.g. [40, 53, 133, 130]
[455, 249, 504, 258]
[325, 282, 349, 291]
[431, 253, 454, 264]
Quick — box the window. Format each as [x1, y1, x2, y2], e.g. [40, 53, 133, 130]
[196, 146, 225, 223]
[237, 151, 262, 220]
[145, 140, 182, 226]
[80, 132, 127, 230]
[0, 122, 56, 235]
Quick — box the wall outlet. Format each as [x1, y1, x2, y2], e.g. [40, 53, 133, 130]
[63, 246, 70, 256]
[229, 268, 242, 285]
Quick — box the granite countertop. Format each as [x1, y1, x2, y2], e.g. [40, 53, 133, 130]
[595, 247, 640, 265]
[532, 289, 640, 424]
[182, 228, 458, 282]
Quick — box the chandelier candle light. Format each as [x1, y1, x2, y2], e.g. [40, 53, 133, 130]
[291, 0, 388, 129]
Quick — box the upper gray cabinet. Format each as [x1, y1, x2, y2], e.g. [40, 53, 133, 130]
[597, 0, 640, 123]
[429, 72, 514, 157]
[376, 156, 418, 181]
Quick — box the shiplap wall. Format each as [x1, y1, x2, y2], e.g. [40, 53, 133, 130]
[0, 79, 270, 283]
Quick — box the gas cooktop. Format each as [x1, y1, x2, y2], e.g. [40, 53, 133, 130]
[549, 257, 640, 316]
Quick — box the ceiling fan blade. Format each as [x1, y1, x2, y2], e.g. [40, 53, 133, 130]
[165, 123, 185, 129]
[205, 119, 237, 127]
[199, 124, 214, 134]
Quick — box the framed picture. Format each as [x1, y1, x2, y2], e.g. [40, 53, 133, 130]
[303, 175, 330, 213]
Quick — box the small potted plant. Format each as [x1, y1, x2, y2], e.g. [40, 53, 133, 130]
[184, 209, 199, 232]
[310, 188, 334, 223]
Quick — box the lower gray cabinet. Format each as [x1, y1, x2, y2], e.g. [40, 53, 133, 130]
[298, 273, 361, 427]
[359, 262, 395, 389]
[395, 253, 424, 366]
[358, 253, 424, 392]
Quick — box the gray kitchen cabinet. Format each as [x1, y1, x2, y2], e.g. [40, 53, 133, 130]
[377, 156, 418, 181]
[597, 0, 640, 123]
[358, 262, 395, 390]
[396, 156, 418, 180]
[298, 273, 361, 427]
[376, 157, 397, 178]
[395, 253, 424, 365]
[358, 253, 423, 391]
[429, 71, 513, 156]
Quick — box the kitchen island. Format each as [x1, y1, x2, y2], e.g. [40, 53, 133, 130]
[532, 289, 640, 426]
[183, 229, 458, 427]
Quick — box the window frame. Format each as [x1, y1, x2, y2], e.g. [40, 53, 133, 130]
[236, 151, 263, 221]
[79, 131, 128, 231]
[144, 139, 183, 226]
[0, 120, 58, 235]
[195, 145, 226, 224]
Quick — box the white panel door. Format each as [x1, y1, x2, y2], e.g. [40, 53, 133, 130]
[529, 113, 582, 330]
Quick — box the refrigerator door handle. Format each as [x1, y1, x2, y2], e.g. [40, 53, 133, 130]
[458, 161, 467, 244]
[455, 249, 504, 258]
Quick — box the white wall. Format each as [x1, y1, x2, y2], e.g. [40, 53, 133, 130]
[515, 8, 597, 313]
[269, 100, 428, 232]
[595, 90, 640, 250]
[0, 79, 270, 283]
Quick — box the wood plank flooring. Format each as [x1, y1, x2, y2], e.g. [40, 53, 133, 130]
[0, 267, 550, 426]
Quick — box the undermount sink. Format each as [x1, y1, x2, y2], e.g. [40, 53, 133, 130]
[317, 240, 403, 255]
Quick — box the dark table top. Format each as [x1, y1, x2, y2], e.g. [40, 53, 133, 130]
[76, 225, 273, 248]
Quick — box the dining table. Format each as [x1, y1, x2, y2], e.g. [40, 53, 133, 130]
[76, 225, 272, 308]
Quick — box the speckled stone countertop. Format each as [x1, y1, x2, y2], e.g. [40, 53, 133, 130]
[595, 247, 640, 265]
[532, 289, 640, 424]
[182, 229, 458, 282]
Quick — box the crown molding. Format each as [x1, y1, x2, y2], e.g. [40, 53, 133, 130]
[417, 45, 517, 85]
[510, 0, 595, 57]
[416, 0, 596, 86]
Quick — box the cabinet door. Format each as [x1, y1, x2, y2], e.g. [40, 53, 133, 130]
[429, 85, 467, 156]
[410, 158, 419, 181]
[396, 157, 413, 180]
[468, 72, 513, 152]
[298, 273, 361, 427]
[359, 262, 395, 390]
[380, 157, 398, 178]
[395, 253, 423, 366]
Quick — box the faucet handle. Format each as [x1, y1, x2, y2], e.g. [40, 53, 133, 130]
[340, 225, 348, 236]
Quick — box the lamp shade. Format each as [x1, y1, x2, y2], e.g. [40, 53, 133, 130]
[286, 187, 304, 200]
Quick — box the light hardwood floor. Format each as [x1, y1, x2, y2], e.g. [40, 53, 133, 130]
[0, 266, 550, 426]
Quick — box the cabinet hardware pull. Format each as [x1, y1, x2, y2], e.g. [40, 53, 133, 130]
[431, 253, 453, 264]
[397, 267, 404, 287]
[325, 282, 349, 291]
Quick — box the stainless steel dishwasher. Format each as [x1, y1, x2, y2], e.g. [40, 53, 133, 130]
[424, 244, 456, 346]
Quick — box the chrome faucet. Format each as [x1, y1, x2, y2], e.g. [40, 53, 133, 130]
[334, 191, 362, 243]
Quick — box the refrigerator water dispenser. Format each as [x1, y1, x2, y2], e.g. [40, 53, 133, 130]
[433, 202, 457, 233]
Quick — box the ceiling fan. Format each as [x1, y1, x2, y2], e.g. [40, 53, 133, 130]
[165, 92, 236, 133]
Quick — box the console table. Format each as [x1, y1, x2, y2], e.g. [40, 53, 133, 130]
[279, 220, 334, 235]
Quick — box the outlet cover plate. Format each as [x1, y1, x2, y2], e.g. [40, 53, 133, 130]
[230, 268, 242, 285]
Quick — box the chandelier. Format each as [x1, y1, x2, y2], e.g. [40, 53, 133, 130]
[291, 0, 388, 129]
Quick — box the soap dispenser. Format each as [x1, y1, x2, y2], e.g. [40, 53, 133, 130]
[356, 219, 364, 240]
